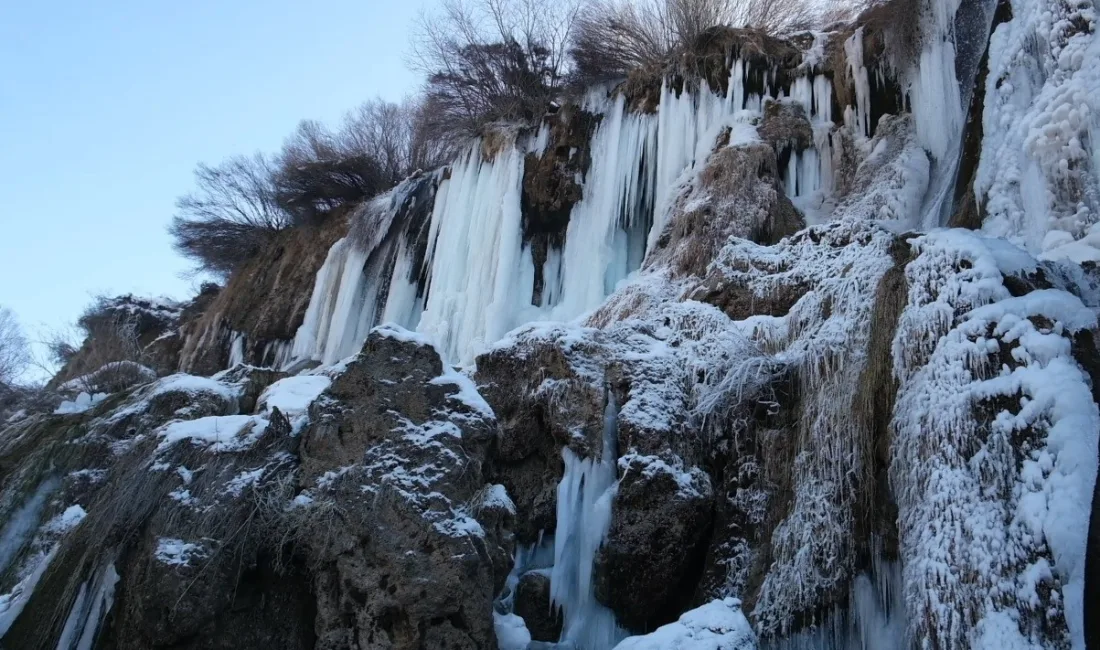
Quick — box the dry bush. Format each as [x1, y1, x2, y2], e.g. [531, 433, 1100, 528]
[274, 121, 387, 227]
[169, 154, 290, 279]
[273, 96, 449, 226]
[570, 0, 821, 86]
[50, 297, 159, 395]
[571, 0, 676, 84]
[410, 0, 582, 147]
[340, 97, 445, 183]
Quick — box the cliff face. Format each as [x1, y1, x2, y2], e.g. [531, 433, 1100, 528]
[4, 0, 1100, 648]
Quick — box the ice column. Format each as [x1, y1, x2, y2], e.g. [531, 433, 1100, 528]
[417, 144, 528, 364]
[550, 392, 624, 650]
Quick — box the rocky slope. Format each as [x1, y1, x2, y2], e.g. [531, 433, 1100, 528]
[3, 0, 1100, 648]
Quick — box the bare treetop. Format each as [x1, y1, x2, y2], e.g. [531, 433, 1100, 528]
[0, 307, 30, 387]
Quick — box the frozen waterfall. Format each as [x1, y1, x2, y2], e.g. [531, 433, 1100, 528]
[549, 393, 624, 650]
[285, 55, 840, 369]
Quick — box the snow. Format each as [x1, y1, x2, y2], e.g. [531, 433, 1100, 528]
[618, 452, 709, 499]
[156, 414, 267, 453]
[42, 505, 87, 535]
[613, 598, 756, 650]
[68, 469, 107, 484]
[154, 538, 207, 567]
[494, 612, 532, 650]
[54, 392, 108, 414]
[256, 374, 331, 432]
[479, 484, 515, 515]
[373, 322, 434, 347]
[224, 468, 265, 497]
[150, 374, 239, 402]
[431, 365, 494, 418]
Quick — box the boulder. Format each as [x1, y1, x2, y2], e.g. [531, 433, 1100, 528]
[514, 570, 562, 642]
[299, 327, 511, 650]
[594, 453, 713, 631]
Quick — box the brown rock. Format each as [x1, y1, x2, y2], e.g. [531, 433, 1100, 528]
[594, 453, 713, 631]
[514, 570, 563, 642]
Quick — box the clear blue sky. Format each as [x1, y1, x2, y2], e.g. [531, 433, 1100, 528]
[0, 0, 432, 369]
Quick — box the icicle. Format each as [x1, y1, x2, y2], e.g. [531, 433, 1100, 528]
[550, 392, 624, 650]
[845, 29, 872, 139]
[0, 477, 59, 576]
[914, 0, 997, 229]
[530, 122, 552, 157]
[417, 144, 529, 364]
[554, 95, 657, 319]
[227, 332, 245, 367]
[55, 562, 120, 650]
[909, 0, 964, 162]
[541, 247, 564, 308]
[289, 238, 351, 363]
[379, 237, 426, 331]
[262, 340, 293, 370]
[760, 542, 906, 650]
[649, 70, 759, 252]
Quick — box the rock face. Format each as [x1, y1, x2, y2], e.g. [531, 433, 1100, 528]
[0, 331, 513, 650]
[297, 328, 511, 650]
[475, 338, 606, 543]
[177, 210, 349, 375]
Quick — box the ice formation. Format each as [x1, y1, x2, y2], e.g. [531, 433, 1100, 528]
[550, 393, 625, 649]
[285, 56, 839, 369]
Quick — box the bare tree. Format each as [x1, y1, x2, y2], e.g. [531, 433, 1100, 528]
[571, 0, 676, 83]
[409, 0, 582, 144]
[734, 0, 818, 33]
[170, 153, 290, 278]
[0, 307, 29, 388]
[341, 100, 416, 183]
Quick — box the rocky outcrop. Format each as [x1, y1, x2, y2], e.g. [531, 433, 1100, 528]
[0, 328, 514, 650]
[475, 337, 606, 543]
[50, 295, 187, 392]
[295, 327, 510, 650]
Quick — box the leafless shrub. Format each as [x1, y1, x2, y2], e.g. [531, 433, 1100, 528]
[273, 121, 387, 226]
[48, 297, 158, 395]
[732, 0, 818, 33]
[43, 326, 81, 370]
[340, 97, 445, 183]
[571, 0, 821, 86]
[571, 0, 675, 84]
[410, 0, 582, 147]
[170, 154, 290, 279]
[272, 96, 448, 226]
